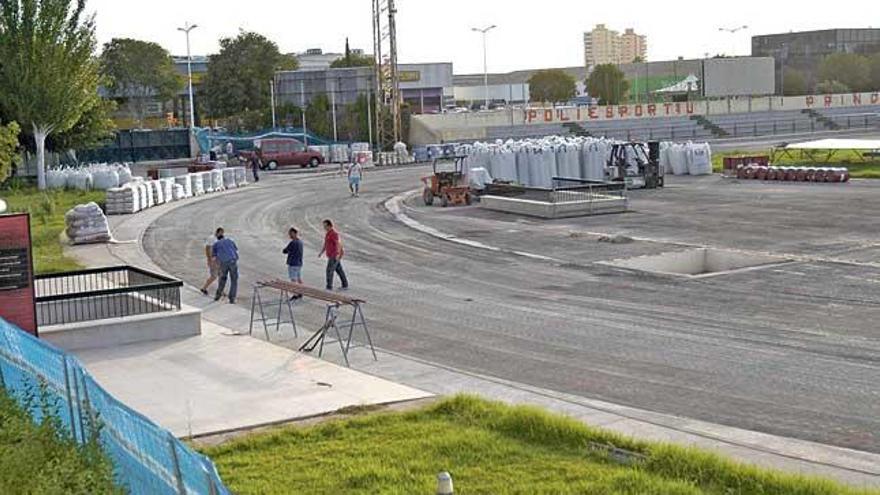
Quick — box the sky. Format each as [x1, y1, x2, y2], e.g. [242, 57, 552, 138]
[89, 0, 876, 74]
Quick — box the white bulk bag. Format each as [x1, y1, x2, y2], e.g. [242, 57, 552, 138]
[174, 175, 193, 198]
[687, 143, 713, 176]
[47, 169, 68, 189]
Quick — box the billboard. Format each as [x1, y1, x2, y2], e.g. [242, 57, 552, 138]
[0, 214, 37, 335]
[702, 57, 775, 97]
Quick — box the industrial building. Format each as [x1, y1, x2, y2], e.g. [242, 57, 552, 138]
[274, 62, 454, 114]
[583, 24, 647, 67]
[752, 28, 880, 91]
[452, 56, 775, 107]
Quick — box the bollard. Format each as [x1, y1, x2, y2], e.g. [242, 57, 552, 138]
[437, 471, 454, 495]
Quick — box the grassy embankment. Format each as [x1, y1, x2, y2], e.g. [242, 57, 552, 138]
[202, 395, 878, 495]
[2, 186, 104, 274]
[0, 388, 119, 493]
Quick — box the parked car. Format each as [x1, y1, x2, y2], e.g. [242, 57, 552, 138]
[243, 138, 324, 170]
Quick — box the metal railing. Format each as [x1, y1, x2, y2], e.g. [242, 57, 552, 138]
[549, 177, 628, 204]
[35, 266, 182, 327]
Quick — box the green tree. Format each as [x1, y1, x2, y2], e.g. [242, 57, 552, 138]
[100, 38, 183, 127]
[305, 93, 331, 139]
[339, 94, 372, 142]
[47, 97, 116, 152]
[818, 53, 870, 93]
[203, 31, 297, 120]
[782, 67, 807, 96]
[528, 69, 577, 104]
[586, 64, 630, 105]
[0, 0, 102, 190]
[868, 53, 880, 91]
[816, 80, 850, 94]
[0, 121, 21, 183]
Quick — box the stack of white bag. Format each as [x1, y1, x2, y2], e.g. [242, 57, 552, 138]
[106, 168, 249, 215]
[46, 163, 135, 190]
[660, 142, 712, 176]
[330, 144, 350, 163]
[106, 184, 142, 215]
[65, 202, 111, 244]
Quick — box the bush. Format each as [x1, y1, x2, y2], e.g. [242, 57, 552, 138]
[0, 386, 119, 493]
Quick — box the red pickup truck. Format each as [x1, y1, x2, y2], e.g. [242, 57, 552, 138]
[243, 138, 324, 170]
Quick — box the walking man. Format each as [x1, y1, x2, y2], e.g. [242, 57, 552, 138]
[347, 160, 363, 197]
[318, 219, 348, 291]
[283, 227, 304, 284]
[250, 148, 261, 183]
[200, 232, 220, 296]
[212, 227, 239, 304]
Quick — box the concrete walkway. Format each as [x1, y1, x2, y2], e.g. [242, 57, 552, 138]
[65, 183, 429, 438]
[68, 173, 880, 488]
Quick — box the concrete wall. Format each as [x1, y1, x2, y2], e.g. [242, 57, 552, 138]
[411, 91, 880, 144]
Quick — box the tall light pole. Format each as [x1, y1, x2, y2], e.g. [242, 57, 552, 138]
[718, 25, 748, 57]
[177, 22, 198, 128]
[472, 25, 497, 110]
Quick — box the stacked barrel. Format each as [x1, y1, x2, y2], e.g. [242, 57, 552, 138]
[736, 165, 850, 183]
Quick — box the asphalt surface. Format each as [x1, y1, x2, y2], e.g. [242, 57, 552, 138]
[143, 166, 880, 454]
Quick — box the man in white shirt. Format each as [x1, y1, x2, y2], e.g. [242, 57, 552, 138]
[347, 161, 363, 197]
[200, 234, 220, 296]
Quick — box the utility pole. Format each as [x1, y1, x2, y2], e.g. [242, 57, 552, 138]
[177, 22, 198, 128]
[472, 25, 497, 110]
[270, 78, 277, 129]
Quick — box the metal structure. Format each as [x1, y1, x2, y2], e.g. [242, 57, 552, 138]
[372, 0, 402, 150]
[34, 266, 182, 327]
[177, 22, 198, 129]
[472, 25, 497, 110]
[252, 280, 376, 367]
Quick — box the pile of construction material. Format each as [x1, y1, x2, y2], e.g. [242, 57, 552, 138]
[65, 202, 111, 244]
[105, 167, 249, 216]
[736, 165, 850, 183]
[47, 164, 135, 191]
[459, 137, 713, 187]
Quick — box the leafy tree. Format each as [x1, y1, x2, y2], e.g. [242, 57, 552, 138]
[586, 64, 630, 105]
[0, 0, 102, 190]
[528, 69, 577, 104]
[0, 121, 21, 183]
[305, 93, 331, 139]
[203, 31, 297, 120]
[782, 67, 807, 96]
[339, 94, 372, 142]
[100, 38, 182, 127]
[331, 40, 374, 69]
[869, 53, 880, 91]
[47, 97, 115, 152]
[816, 80, 850, 94]
[275, 102, 303, 127]
[818, 53, 870, 93]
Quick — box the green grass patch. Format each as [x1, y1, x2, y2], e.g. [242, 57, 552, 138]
[202, 395, 877, 495]
[714, 149, 880, 179]
[1, 185, 105, 274]
[0, 387, 119, 493]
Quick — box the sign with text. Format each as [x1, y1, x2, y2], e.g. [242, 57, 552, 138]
[521, 92, 880, 125]
[399, 70, 421, 83]
[0, 214, 36, 336]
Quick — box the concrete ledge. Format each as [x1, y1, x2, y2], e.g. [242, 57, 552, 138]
[41, 305, 202, 352]
[481, 195, 627, 219]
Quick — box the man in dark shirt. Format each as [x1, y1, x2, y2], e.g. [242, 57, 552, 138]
[318, 219, 348, 291]
[211, 227, 239, 304]
[283, 228, 304, 284]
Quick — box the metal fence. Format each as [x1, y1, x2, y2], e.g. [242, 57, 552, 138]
[0, 318, 231, 494]
[35, 267, 182, 327]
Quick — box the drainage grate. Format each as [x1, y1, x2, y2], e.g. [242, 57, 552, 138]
[600, 248, 792, 278]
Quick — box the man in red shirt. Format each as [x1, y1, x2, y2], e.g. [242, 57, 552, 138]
[318, 219, 349, 291]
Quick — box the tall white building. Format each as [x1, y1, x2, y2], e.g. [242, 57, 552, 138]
[584, 24, 647, 67]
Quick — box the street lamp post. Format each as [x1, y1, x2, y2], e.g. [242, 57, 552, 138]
[472, 25, 497, 110]
[177, 22, 198, 129]
[718, 25, 748, 57]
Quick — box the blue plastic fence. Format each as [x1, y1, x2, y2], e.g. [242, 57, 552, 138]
[0, 318, 231, 495]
